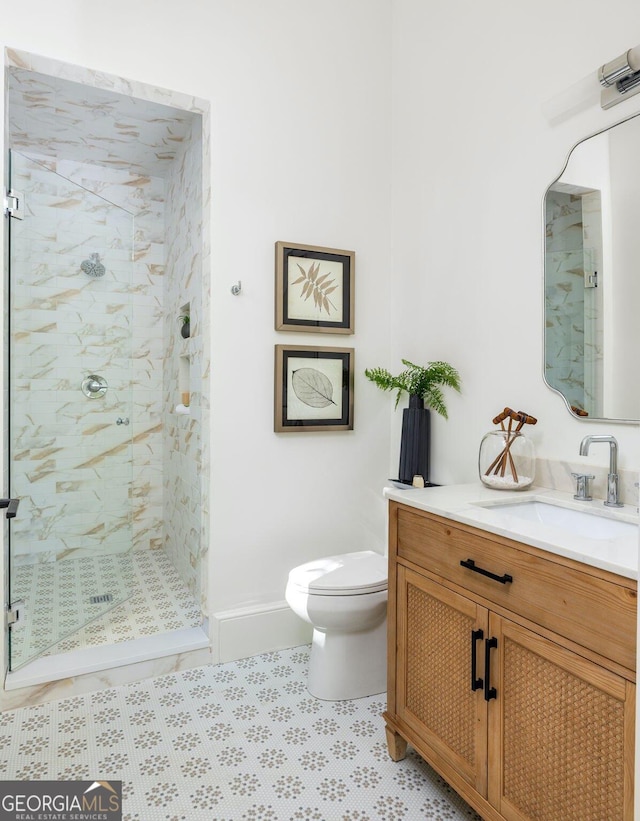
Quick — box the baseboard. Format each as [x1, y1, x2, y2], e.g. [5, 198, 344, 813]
[212, 600, 312, 663]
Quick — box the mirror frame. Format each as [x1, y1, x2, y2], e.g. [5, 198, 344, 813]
[542, 111, 640, 424]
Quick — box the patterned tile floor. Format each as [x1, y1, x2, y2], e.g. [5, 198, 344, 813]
[1, 646, 483, 820]
[10, 550, 202, 668]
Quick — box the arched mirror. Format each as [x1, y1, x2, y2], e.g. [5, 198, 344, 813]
[543, 113, 640, 422]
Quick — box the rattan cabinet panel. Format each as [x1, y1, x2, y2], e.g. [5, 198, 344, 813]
[396, 566, 488, 796]
[488, 615, 633, 821]
[384, 501, 636, 821]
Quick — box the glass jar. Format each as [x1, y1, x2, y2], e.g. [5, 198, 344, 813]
[478, 429, 535, 491]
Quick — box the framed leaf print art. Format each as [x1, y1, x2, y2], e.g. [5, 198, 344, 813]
[274, 345, 354, 432]
[275, 241, 355, 333]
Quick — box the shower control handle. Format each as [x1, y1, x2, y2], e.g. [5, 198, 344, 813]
[81, 374, 108, 398]
[116, 417, 130, 426]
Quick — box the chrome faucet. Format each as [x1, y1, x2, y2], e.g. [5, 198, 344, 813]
[579, 435, 623, 507]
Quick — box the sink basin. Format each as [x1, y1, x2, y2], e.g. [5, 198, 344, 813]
[479, 500, 636, 541]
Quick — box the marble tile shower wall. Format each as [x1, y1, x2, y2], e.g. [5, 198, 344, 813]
[5, 48, 211, 635]
[162, 118, 203, 605]
[10, 152, 166, 564]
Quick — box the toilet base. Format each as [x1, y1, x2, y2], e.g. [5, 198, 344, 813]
[307, 617, 387, 701]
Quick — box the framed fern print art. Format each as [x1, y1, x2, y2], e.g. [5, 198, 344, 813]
[274, 345, 354, 432]
[275, 242, 355, 333]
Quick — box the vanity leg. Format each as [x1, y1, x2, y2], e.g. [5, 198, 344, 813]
[385, 723, 408, 761]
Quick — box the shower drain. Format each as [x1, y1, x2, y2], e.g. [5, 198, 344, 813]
[89, 593, 113, 604]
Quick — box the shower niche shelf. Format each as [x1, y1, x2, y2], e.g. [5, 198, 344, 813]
[177, 354, 191, 415]
[179, 301, 190, 340]
[177, 302, 191, 414]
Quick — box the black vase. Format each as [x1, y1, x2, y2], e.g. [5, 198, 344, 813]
[398, 394, 431, 484]
[181, 322, 190, 339]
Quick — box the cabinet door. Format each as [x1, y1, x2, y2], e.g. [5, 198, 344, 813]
[487, 614, 635, 821]
[396, 566, 489, 796]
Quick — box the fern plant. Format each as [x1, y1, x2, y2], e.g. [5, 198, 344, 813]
[365, 359, 461, 418]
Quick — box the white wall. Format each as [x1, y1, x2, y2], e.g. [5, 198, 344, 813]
[390, 0, 640, 485]
[0, 0, 393, 660]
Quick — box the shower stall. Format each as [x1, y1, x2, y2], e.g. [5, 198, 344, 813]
[4, 56, 210, 688]
[8, 150, 137, 667]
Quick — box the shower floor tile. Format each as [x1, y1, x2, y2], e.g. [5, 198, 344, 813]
[10, 550, 201, 668]
[0, 645, 482, 820]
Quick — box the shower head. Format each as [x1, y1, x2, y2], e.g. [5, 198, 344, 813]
[81, 253, 106, 278]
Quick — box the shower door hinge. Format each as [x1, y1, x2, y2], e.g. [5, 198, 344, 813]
[6, 600, 25, 629]
[4, 189, 24, 220]
[584, 270, 598, 289]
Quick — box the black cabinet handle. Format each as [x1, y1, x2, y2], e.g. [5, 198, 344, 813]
[484, 637, 498, 701]
[471, 628, 484, 691]
[460, 558, 513, 585]
[0, 498, 19, 519]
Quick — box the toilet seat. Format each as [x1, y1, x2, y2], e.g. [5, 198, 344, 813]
[287, 550, 387, 596]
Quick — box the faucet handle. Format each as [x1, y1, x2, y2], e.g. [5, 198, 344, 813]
[571, 472, 595, 501]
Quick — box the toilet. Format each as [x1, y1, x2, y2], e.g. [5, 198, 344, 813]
[285, 550, 388, 701]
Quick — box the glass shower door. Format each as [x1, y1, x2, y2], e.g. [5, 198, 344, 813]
[8, 151, 135, 669]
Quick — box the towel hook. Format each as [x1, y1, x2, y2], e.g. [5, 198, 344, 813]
[231, 280, 242, 296]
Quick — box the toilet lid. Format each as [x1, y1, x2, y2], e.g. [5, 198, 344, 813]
[288, 550, 388, 596]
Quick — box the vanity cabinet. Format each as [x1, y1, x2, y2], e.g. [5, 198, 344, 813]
[384, 502, 636, 821]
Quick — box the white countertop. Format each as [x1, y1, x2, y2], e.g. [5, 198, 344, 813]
[384, 483, 639, 580]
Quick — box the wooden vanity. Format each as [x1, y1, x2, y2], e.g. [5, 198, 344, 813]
[384, 500, 637, 821]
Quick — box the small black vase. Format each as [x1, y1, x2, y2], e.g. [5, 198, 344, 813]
[181, 322, 190, 339]
[398, 394, 431, 485]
